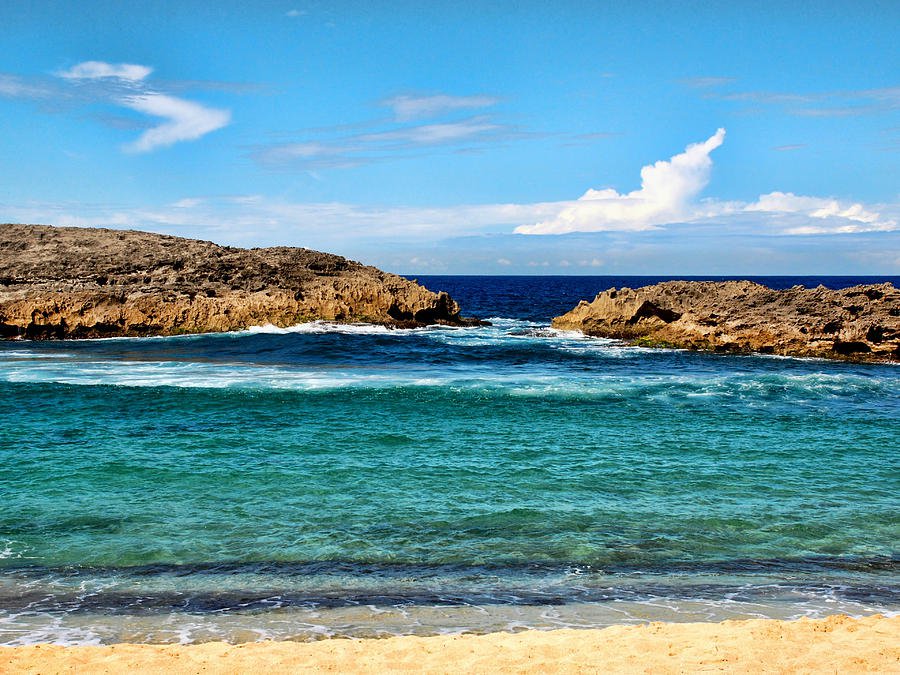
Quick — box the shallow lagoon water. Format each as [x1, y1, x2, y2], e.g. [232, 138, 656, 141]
[0, 276, 897, 644]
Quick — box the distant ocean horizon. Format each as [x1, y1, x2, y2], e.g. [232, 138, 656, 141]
[413, 275, 900, 323]
[1, 274, 897, 645]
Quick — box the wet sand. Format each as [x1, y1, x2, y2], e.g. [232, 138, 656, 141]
[2, 614, 898, 673]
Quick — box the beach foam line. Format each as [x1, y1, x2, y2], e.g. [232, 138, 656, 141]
[2, 581, 897, 615]
[1, 614, 897, 674]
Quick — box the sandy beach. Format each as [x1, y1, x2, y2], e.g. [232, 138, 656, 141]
[3, 614, 897, 674]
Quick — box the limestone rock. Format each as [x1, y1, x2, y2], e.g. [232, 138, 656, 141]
[0, 224, 480, 339]
[552, 280, 899, 363]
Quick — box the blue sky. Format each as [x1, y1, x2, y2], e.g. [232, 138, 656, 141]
[1, 0, 898, 273]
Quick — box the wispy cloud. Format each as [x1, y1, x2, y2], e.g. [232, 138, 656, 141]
[561, 131, 621, 147]
[358, 116, 502, 146]
[57, 61, 152, 82]
[0, 60, 231, 152]
[121, 93, 231, 152]
[382, 94, 499, 121]
[0, 74, 53, 99]
[253, 92, 518, 170]
[772, 144, 806, 152]
[694, 80, 900, 117]
[716, 91, 814, 105]
[679, 76, 736, 89]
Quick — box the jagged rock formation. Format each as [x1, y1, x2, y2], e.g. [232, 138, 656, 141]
[0, 224, 479, 339]
[553, 281, 899, 362]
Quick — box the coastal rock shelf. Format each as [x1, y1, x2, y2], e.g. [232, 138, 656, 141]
[0, 224, 476, 339]
[553, 280, 900, 363]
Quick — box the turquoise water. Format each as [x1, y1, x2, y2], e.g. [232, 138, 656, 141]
[0, 277, 897, 644]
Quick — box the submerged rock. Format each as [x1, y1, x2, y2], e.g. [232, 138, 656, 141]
[552, 280, 899, 363]
[0, 224, 481, 339]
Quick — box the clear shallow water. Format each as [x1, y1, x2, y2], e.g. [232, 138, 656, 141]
[0, 276, 897, 645]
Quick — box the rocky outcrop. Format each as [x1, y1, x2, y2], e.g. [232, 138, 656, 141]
[0, 224, 480, 339]
[553, 281, 900, 362]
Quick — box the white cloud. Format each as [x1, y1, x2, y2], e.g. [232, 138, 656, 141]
[517, 128, 726, 234]
[252, 90, 512, 170]
[285, 9, 306, 17]
[171, 197, 204, 208]
[32, 61, 234, 152]
[4, 124, 896, 249]
[745, 192, 896, 233]
[0, 74, 51, 98]
[383, 94, 499, 121]
[254, 116, 512, 169]
[359, 117, 501, 146]
[121, 93, 231, 152]
[58, 61, 152, 82]
[514, 128, 896, 236]
[703, 85, 900, 117]
[680, 76, 736, 89]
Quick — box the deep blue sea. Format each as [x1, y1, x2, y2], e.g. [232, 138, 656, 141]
[0, 276, 897, 645]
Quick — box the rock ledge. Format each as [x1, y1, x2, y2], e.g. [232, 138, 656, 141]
[552, 280, 899, 363]
[0, 224, 480, 339]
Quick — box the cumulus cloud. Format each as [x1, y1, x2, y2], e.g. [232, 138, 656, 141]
[516, 128, 726, 234]
[57, 61, 152, 82]
[515, 128, 896, 236]
[121, 93, 231, 152]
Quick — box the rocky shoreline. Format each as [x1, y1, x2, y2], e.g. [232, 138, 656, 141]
[553, 280, 900, 363]
[0, 224, 480, 339]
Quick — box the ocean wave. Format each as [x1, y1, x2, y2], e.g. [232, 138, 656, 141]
[0, 318, 895, 396]
[0, 362, 893, 401]
[0, 577, 895, 645]
[241, 321, 412, 336]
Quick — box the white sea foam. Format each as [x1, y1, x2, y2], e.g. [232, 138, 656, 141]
[0, 594, 892, 646]
[0, 354, 891, 396]
[0, 541, 21, 560]
[0, 318, 894, 394]
[242, 321, 403, 336]
[0, 351, 73, 359]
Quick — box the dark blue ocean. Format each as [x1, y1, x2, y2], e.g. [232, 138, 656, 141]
[0, 276, 897, 645]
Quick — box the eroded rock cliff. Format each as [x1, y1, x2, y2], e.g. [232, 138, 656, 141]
[552, 280, 899, 362]
[0, 224, 477, 339]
